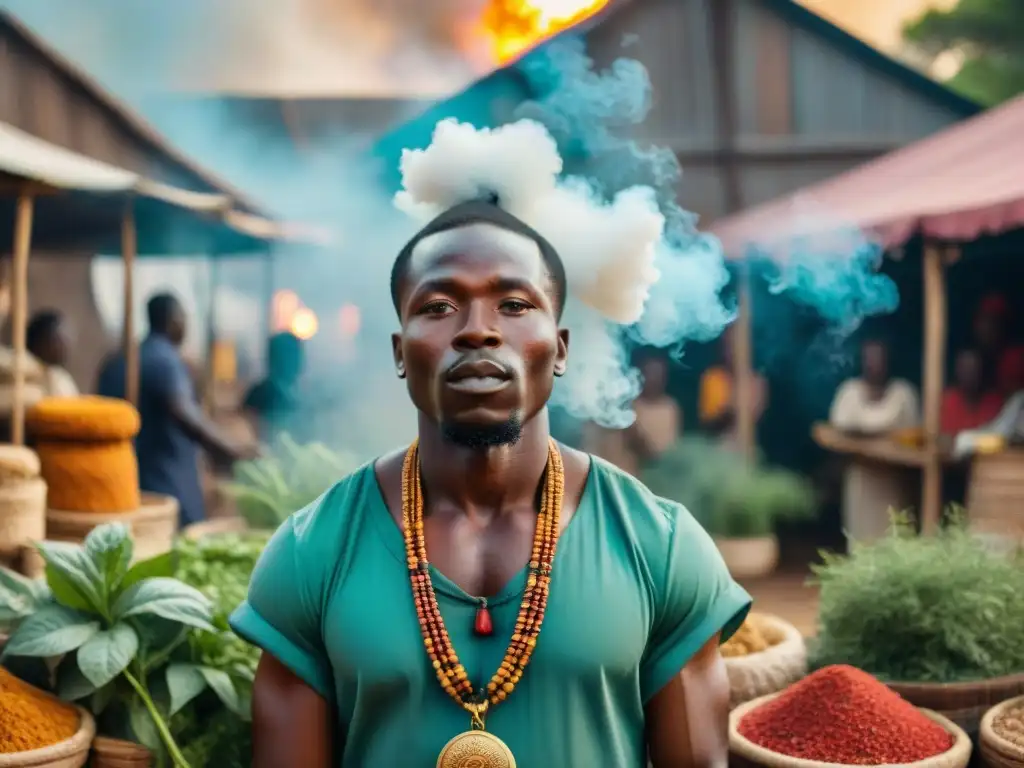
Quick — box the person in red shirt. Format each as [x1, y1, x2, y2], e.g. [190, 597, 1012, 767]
[942, 348, 1005, 436]
[974, 294, 1024, 396]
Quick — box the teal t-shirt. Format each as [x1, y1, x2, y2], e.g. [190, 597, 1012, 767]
[229, 456, 751, 767]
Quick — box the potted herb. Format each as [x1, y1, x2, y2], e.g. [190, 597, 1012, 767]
[223, 434, 356, 529]
[642, 438, 816, 578]
[811, 510, 1024, 735]
[0, 523, 248, 768]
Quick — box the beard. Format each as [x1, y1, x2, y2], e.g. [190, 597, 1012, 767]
[440, 412, 523, 449]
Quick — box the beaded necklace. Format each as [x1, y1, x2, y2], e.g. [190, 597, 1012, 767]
[402, 438, 564, 768]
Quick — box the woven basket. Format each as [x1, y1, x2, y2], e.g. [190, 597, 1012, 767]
[725, 614, 808, 709]
[980, 695, 1024, 768]
[180, 516, 250, 541]
[89, 737, 151, 768]
[0, 477, 46, 558]
[0, 706, 94, 768]
[729, 693, 972, 768]
[45, 493, 179, 561]
[886, 673, 1024, 738]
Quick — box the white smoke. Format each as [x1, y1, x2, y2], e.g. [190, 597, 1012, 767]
[396, 118, 662, 326]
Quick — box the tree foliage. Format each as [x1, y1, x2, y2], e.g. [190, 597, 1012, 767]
[904, 0, 1024, 105]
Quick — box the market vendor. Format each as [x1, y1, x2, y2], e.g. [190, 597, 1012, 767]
[582, 351, 681, 475]
[26, 310, 79, 398]
[974, 293, 1024, 397]
[97, 292, 258, 526]
[243, 331, 306, 442]
[829, 338, 920, 542]
[941, 348, 1004, 437]
[698, 324, 767, 450]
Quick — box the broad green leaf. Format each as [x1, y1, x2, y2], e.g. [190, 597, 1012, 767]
[56, 658, 96, 701]
[37, 541, 104, 613]
[77, 623, 139, 688]
[120, 551, 175, 592]
[113, 578, 214, 632]
[0, 566, 43, 600]
[165, 663, 208, 716]
[4, 605, 99, 657]
[128, 697, 163, 756]
[85, 524, 133, 590]
[199, 666, 242, 715]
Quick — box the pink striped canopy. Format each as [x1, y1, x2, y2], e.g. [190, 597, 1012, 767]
[710, 94, 1024, 256]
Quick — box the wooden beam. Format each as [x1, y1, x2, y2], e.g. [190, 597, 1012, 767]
[122, 200, 139, 405]
[10, 195, 34, 446]
[920, 242, 949, 534]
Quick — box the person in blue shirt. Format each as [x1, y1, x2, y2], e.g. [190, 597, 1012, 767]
[98, 292, 258, 526]
[243, 331, 306, 442]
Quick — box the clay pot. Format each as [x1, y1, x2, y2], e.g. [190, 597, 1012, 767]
[715, 535, 780, 579]
[89, 738, 151, 768]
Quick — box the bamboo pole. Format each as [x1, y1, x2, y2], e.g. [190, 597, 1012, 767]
[204, 256, 219, 414]
[734, 272, 755, 461]
[10, 194, 34, 446]
[920, 242, 949, 534]
[122, 200, 139, 405]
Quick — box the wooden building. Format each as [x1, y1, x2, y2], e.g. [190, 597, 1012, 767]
[0, 10, 278, 390]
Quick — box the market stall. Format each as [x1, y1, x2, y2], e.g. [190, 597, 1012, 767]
[711, 93, 1024, 534]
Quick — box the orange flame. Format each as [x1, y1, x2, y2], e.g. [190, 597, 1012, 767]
[482, 0, 612, 64]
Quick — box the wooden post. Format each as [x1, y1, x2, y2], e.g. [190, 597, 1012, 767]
[122, 200, 139, 405]
[734, 271, 755, 461]
[204, 256, 219, 413]
[10, 195, 34, 446]
[920, 242, 948, 534]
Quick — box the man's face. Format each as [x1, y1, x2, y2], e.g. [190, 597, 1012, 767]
[640, 357, 667, 397]
[168, 305, 187, 347]
[955, 350, 982, 392]
[861, 341, 888, 385]
[392, 223, 568, 447]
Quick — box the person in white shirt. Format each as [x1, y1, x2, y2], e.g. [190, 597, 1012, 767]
[26, 310, 79, 398]
[830, 338, 920, 542]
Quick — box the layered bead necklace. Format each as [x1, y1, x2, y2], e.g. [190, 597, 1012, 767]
[402, 438, 564, 768]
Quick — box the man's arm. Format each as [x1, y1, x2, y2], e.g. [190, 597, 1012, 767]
[253, 653, 334, 768]
[645, 634, 729, 768]
[166, 391, 256, 462]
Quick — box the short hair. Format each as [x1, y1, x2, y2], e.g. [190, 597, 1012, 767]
[147, 293, 182, 333]
[390, 198, 567, 320]
[26, 310, 62, 352]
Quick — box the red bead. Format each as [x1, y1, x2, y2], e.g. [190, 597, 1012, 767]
[474, 605, 494, 636]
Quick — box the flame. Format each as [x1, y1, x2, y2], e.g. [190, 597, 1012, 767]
[482, 0, 612, 64]
[290, 308, 319, 341]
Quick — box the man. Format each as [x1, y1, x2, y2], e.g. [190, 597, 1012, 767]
[698, 325, 767, 450]
[230, 201, 750, 767]
[584, 351, 681, 474]
[98, 293, 256, 526]
[974, 293, 1024, 397]
[829, 338, 920, 542]
[941, 348, 1004, 436]
[243, 331, 306, 442]
[26, 310, 79, 397]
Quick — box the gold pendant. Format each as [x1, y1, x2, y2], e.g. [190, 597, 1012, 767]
[435, 730, 516, 768]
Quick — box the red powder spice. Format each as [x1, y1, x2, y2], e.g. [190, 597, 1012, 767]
[738, 665, 953, 764]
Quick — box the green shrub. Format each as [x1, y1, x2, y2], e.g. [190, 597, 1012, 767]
[812, 511, 1024, 682]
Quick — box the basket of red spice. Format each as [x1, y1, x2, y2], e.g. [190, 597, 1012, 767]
[980, 695, 1024, 768]
[729, 665, 972, 768]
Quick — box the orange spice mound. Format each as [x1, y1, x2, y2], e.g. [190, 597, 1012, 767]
[0, 667, 79, 753]
[27, 396, 140, 442]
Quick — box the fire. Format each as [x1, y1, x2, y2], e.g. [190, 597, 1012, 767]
[482, 0, 612, 63]
[290, 308, 319, 341]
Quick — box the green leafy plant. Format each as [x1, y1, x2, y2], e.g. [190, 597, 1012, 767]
[224, 433, 357, 528]
[170, 531, 271, 768]
[811, 509, 1024, 683]
[0, 524, 245, 768]
[642, 437, 816, 537]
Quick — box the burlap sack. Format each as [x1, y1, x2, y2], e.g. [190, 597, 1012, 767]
[725, 613, 807, 709]
[980, 695, 1024, 768]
